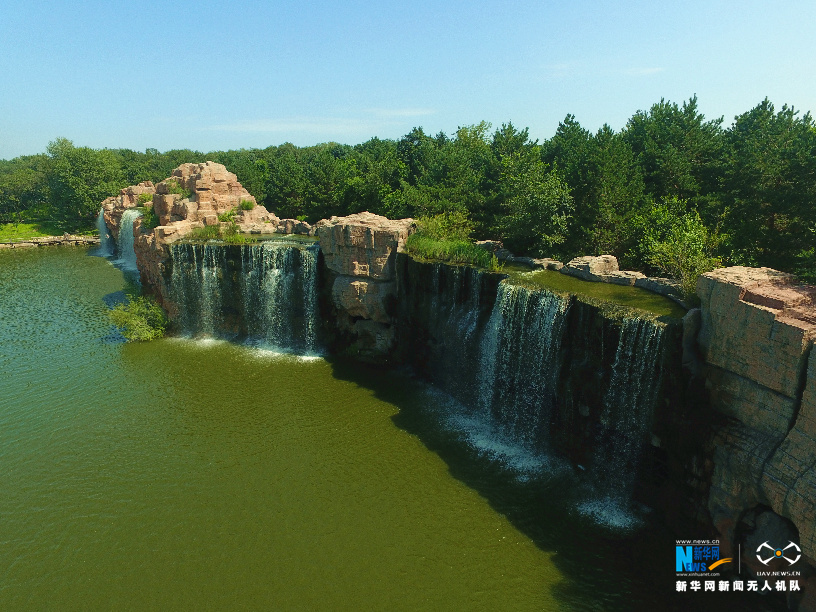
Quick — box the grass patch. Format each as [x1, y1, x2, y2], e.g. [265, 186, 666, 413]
[239, 199, 255, 211]
[218, 209, 238, 222]
[109, 296, 168, 341]
[137, 192, 154, 204]
[0, 220, 68, 242]
[405, 234, 502, 271]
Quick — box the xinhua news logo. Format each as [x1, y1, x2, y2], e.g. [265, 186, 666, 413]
[675, 540, 732, 575]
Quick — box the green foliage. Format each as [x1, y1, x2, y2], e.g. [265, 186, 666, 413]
[109, 296, 167, 341]
[187, 225, 222, 240]
[47, 138, 125, 229]
[640, 205, 721, 301]
[222, 221, 250, 244]
[415, 211, 474, 242]
[239, 199, 255, 211]
[217, 209, 237, 222]
[137, 192, 153, 204]
[164, 180, 193, 199]
[137, 206, 159, 231]
[405, 233, 501, 271]
[498, 153, 573, 257]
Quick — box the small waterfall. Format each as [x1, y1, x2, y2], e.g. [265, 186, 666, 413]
[114, 209, 141, 272]
[579, 317, 665, 527]
[478, 283, 570, 448]
[240, 242, 320, 354]
[169, 240, 320, 354]
[96, 209, 114, 257]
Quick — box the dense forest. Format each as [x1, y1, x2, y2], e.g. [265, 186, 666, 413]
[1, 96, 814, 282]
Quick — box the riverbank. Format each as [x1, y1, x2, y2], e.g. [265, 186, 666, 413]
[0, 234, 100, 248]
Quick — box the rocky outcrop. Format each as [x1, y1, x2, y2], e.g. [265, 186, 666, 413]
[697, 266, 816, 584]
[101, 181, 155, 241]
[317, 212, 415, 359]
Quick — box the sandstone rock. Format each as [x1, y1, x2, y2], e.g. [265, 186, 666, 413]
[546, 260, 564, 271]
[317, 212, 415, 281]
[698, 266, 816, 566]
[634, 276, 683, 298]
[698, 267, 815, 398]
[598, 270, 645, 286]
[331, 277, 395, 324]
[561, 255, 619, 281]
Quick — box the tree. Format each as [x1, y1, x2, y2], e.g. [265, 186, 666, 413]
[47, 138, 125, 227]
[640, 206, 721, 300]
[498, 152, 573, 257]
[721, 99, 816, 272]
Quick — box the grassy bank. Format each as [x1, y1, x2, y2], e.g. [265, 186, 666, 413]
[405, 234, 502, 271]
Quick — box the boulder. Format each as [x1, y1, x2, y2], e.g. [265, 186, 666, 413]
[635, 277, 683, 298]
[317, 212, 415, 281]
[598, 270, 645, 286]
[561, 255, 619, 281]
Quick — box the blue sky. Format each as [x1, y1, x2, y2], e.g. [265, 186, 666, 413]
[1, 0, 814, 159]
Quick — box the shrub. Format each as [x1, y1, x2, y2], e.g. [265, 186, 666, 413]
[137, 206, 159, 231]
[188, 225, 222, 240]
[239, 199, 255, 211]
[641, 209, 721, 301]
[109, 296, 168, 341]
[415, 211, 474, 242]
[165, 180, 193, 200]
[137, 192, 154, 204]
[218, 209, 237, 222]
[223, 221, 250, 244]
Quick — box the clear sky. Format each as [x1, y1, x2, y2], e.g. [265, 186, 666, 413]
[1, 0, 815, 159]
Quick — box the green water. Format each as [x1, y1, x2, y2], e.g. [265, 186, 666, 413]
[505, 266, 687, 319]
[0, 247, 777, 611]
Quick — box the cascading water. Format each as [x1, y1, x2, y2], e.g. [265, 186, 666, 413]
[169, 240, 320, 354]
[114, 209, 141, 272]
[96, 208, 114, 257]
[239, 241, 320, 354]
[578, 317, 665, 527]
[478, 283, 570, 449]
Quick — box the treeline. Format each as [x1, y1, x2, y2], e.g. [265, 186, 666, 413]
[1, 96, 814, 281]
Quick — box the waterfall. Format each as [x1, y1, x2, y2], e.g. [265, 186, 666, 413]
[169, 240, 320, 354]
[579, 317, 665, 527]
[239, 241, 320, 354]
[96, 209, 114, 257]
[114, 209, 141, 272]
[478, 282, 570, 449]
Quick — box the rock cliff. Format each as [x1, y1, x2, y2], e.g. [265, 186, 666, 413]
[101, 181, 155, 241]
[697, 266, 816, 591]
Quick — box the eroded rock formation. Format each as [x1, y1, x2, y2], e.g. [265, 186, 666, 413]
[697, 266, 816, 593]
[316, 212, 415, 358]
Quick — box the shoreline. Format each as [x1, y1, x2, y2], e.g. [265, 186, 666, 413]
[0, 234, 100, 248]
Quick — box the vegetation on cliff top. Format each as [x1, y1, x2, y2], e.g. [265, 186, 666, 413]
[1, 96, 814, 283]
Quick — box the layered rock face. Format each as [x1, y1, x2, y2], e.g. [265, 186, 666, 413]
[316, 212, 415, 359]
[697, 267, 816, 579]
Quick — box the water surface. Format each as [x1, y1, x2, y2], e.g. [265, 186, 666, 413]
[0, 247, 778, 611]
